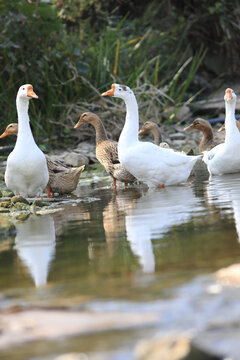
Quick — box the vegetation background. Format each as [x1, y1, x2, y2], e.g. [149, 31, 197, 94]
[0, 0, 239, 148]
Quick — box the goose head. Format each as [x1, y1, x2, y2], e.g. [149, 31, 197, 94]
[74, 112, 100, 129]
[224, 88, 236, 104]
[139, 121, 156, 136]
[101, 84, 134, 99]
[0, 123, 18, 138]
[184, 118, 212, 132]
[17, 84, 38, 100]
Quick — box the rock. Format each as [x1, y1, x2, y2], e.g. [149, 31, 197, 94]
[175, 106, 191, 122]
[11, 196, 29, 205]
[0, 190, 14, 198]
[0, 201, 10, 208]
[31, 199, 49, 208]
[0, 218, 15, 236]
[64, 152, 89, 167]
[16, 212, 31, 221]
[0, 309, 156, 349]
[134, 334, 190, 360]
[216, 263, 240, 286]
[0, 208, 10, 213]
[163, 106, 191, 122]
[169, 132, 186, 140]
[11, 203, 30, 211]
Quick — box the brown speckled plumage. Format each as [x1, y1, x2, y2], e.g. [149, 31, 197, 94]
[74, 112, 136, 187]
[46, 157, 85, 194]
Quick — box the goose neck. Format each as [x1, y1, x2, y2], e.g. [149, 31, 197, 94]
[225, 100, 237, 142]
[120, 95, 139, 143]
[16, 97, 36, 147]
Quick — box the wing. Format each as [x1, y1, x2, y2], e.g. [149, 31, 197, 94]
[203, 143, 224, 163]
[133, 142, 197, 168]
[96, 140, 120, 174]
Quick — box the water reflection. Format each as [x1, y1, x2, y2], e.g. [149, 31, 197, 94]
[14, 214, 56, 287]
[101, 188, 142, 256]
[206, 174, 240, 242]
[124, 186, 201, 273]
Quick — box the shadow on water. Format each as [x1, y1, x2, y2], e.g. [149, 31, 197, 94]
[1, 173, 240, 358]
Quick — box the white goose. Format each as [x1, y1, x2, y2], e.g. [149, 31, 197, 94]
[203, 88, 240, 175]
[102, 84, 201, 187]
[5, 84, 49, 197]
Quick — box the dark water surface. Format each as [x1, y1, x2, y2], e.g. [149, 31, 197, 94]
[1, 172, 240, 359]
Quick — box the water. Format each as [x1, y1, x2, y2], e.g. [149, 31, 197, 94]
[1, 172, 240, 359]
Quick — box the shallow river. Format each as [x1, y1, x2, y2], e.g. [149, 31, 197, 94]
[1, 170, 240, 359]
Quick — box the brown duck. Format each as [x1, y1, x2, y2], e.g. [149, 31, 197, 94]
[74, 112, 136, 193]
[184, 118, 217, 153]
[139, 120, 194, 154]
[139, 121, 163, 145]
[0, 123, 85, 196]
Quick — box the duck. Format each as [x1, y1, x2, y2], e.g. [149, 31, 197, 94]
[203, 88, 240, 175]
[4, 85, 49, 197]
[74, 112, 136, 193]
[0, 123, 85, 195]
[139, 121, 163, 145]
[139, 120, 194, 154]
[184, 118, 217, 153]
[101, 84, 201, 187]
[218, 119, 240, 133]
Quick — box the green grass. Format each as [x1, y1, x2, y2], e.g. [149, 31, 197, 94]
[0, 0, 207, 146]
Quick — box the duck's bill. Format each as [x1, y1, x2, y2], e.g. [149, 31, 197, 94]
[225, 89, 233, 101]
[184, 124, 194, 131]
[101, 84, 115, 97]
[0, 131, 8, 138]
[74, 120, 84, 129]
[138, 129, 146, 136]
[27, 86, 38, 99]
[101, 88, 114, 96]
[218, 124, 225, 132]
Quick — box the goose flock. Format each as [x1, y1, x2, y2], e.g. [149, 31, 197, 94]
[1, 83, 240, 198]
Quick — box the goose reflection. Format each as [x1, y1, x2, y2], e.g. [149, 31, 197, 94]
[14, 214, 56, 287]
[205, 174, 240, 242]
[125, 186, 200, 273]
[101, 188, 142, 256]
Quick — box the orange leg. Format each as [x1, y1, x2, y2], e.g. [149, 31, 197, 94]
[113, 178, 118, 195]
[124, 182, 127, 189]
[47, 187, 51, 198]
[158, 184, 165, 189]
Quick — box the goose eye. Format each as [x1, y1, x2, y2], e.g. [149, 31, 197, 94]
[22, 88, 25, 90]
[119, 88, 122, 91]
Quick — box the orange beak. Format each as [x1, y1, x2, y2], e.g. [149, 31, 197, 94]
[218, 124, 225, 132]
[101, 84, 115, 97]
[74, 120, 84, 129]
[184, 124, 195, 132]
[138, 129, 146, 136]
[27, 85, 38, 99]
[0, 131, 8, 139]
[225, 88, 233, 101]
